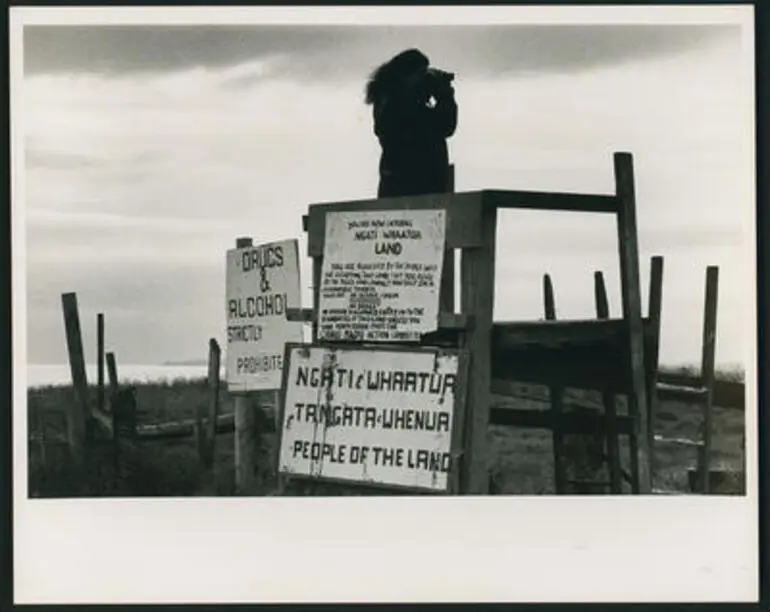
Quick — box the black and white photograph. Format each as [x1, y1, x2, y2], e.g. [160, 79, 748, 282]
[11, 4, 759, 605]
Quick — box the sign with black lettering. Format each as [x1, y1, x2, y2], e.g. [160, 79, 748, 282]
[226, 239, 303, 391]
[277, 344, 467, 493]
[318, 209, 446, 342]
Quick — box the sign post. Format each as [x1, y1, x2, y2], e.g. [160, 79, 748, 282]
[226, 236, 303, 494]
[277, 344, 467, 493]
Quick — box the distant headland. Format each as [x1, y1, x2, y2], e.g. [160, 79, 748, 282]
[162, 358, 208, 366]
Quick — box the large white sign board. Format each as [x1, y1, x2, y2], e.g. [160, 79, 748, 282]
[318, 209, 446, 342]
[278, 344, 465, 492]
[226, 239, 304, 391]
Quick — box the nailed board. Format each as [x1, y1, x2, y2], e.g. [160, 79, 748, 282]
[277, 343, 467, 493]
[317, 209, 446, 342]
[225, 239, 304, 392]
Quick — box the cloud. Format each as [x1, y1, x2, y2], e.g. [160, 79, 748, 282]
[23, 24, 737, 83]
[25, 258, 228, 364]
[18, 21, 752, 368]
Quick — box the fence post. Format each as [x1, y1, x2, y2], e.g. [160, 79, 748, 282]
[594, 271, 623, 494]
[61, 292, 90, 467]
[542, 274, 567, 494]
[195, 378, 206, 468]
[205, 338, 221, 470]
[97, 313, 105, 415]
[645, 256, 664, 485]
[106, 351, 119, 401]
[698, 266, 719, 493]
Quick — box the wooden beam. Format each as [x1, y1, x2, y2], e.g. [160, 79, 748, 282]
[493, 318, 626, 346]
[311, 256, 323, 342]
[460, 203, 497, 494]
[542, 274, 567, 495]
[286, 307, 315, 323]
[61, 292, 89, 466]
[655, 374, 743, 409]
[305, 185, 619, 258]
[483, 189, 618, 214]
[656, 382, 709, 401]
[614, 152, 651, 494]
[137, 413, 240, 440]
[97, 313, 105, 415]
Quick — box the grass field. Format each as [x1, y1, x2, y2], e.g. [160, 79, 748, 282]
[26, 367, 746, 498]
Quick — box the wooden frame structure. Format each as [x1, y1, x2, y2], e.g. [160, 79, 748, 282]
[299, 152, 652, 494]
[538, 256, 663, 494]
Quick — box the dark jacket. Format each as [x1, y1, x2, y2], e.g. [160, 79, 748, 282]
[374, 84, 457, 198]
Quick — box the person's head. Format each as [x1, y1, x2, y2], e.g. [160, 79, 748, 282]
[365, 48, 429, 105]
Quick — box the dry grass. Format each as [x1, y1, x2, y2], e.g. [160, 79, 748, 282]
[486, 389, 744, 495]
[26, 372, 746, 497]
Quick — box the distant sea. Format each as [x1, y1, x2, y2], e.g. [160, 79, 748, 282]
[25, 364, 223, 388]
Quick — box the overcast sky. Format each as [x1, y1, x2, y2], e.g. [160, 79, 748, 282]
[16, 9, 754, 368]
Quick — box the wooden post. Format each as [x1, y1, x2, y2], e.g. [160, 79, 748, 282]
[97, 313, 105, 415]
[195, 378, 206, 467]
[233, 237, 259, 494]
[613, 152, 651, 494]
[594, 271, 623, 494]
[61, 292, 90, 466]
[645, 256, 664, 485]
[440, 164, 456, 315]
[205, 338, 221, 469]
[311, 256, 323, 343]
[698, 266, 719, 493]
[112, 387, 138, 441]
[105, 351, 120, 442]
[106, 351, 119, 401]
[460, 198, 497, 494]
[542, 274, 567, 494]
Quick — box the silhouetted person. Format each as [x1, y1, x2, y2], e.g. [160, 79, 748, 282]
[365, 49, 458, 198]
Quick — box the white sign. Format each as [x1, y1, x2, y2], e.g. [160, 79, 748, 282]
[318, 209, 446, 342]
[278, 344, 464, 492]
[225, 239, 304, 391]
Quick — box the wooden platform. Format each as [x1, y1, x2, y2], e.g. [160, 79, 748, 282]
[490, 318, 657, 393]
